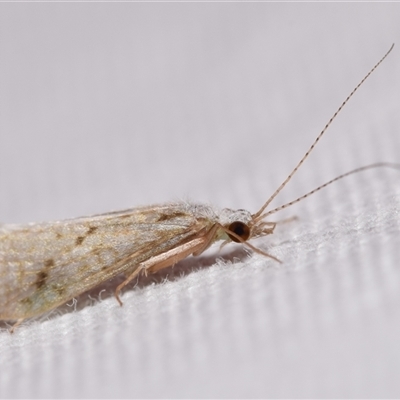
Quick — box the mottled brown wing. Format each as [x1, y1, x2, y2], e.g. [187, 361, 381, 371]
[0, 204, 210, 320]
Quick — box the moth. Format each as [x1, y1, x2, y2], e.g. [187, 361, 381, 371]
[0, 44, 398, 331]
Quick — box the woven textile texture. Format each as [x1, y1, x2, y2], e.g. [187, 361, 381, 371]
[1, 4, 400, 398]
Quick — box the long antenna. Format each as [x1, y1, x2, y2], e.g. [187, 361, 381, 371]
[252, 44, 395, 221]
[261, 162, 400, 218]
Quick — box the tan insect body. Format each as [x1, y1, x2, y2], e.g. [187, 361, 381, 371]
[0, 45, 398, 329]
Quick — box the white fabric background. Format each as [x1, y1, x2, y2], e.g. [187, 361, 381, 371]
[1, 3, 400, 398]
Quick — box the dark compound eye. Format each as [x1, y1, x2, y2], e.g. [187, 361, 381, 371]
[227, 221, 250, 243]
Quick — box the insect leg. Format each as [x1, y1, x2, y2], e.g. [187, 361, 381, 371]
[10, 318, 24, 334]
[269, 216, 298, 226]
[114, 236, 210, 306]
